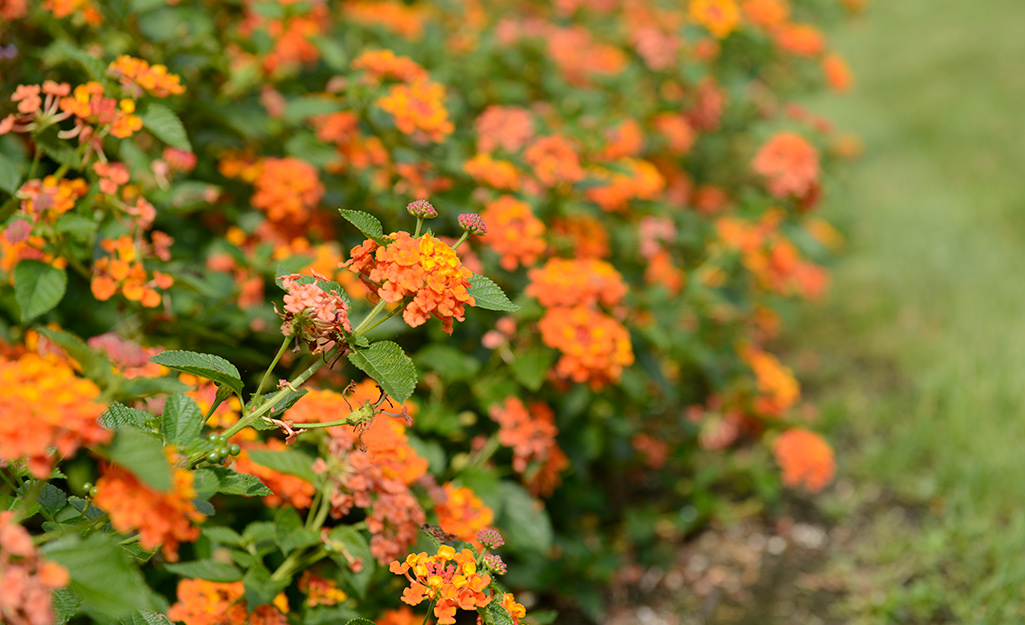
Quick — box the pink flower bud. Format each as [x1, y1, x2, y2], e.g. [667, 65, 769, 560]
[458, 213, 487, 236]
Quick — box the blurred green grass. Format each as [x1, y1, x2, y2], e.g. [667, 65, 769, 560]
[796, 0, 1025, 621]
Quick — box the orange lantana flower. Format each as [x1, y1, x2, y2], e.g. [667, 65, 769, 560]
[389, 546, 492, 625]
[772, 428, 835, 492]
[479, 196, 545, 270]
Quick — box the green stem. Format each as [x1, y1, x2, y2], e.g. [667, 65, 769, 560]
[467, 434, 502, 470]
[420, 600, 435, 625]
[14, 479, 45, 524]
[359, 306, 402, 335]
[27, 146, 42, 181]
[351, 300, 389, 336]
[252, 333, 293, 405]
[453, 232, 470, 249]
[414, 217, 424, 238]
[0, 468, 20, 493]
[310, 484, 334, 532]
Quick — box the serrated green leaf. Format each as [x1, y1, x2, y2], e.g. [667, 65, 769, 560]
[14, 259, 67, 322]
[107, 428, 172, 492]
[338, 209, 389, 245]
[480, 601, 515, 625]
[242, 521, 277, 545]
[49, 41, 107, 82]
[37, 328, 115, 385]
[100, 403, 155, 431]
[161, 393, 204, 446]
[207, 466, 272, 496]
[252, 388, 308, 426]
[468, 274, 518, 312]
[37, 483, 68, 520]
[140, 103, 191, 151]
[42, 533, 151, 618]
[52, 587, 82, 625]
[343, 620, 376, 625]
[510, 347, 556, 392]
[202, 526, 244, 546]
[274, 506, 319, 554]
[54, 213, 100, 238]
[246, 448, 316, 482]
[68, 496, 104, 519]
[0, 150, 23, 194]
[191, 469, 220, 500]
[327, 526, 375, 599]
[165, 559, 243, 583]
[118, 376, 192, 398]
[149, 350, 243, 395]
[347, 340, 417, 403]
[498, 482, 552, 553]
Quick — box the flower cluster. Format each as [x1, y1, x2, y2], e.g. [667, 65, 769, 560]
[91, 235, 173, 308]
[166, 579, 288, 625]
[479, 196, 546, 270]
[489, 397, 569, 496]
[249, 157, 324, 223]
[389, 546, 492, 625]
[465, 153, 522, 191]
[344, 232, 475, 335]
[378, 79, 454, 143]
[278, 271, 353, 353]
[435, 484, 494, 544]
[107, 55, 185, 97]
[298, 571, 349, 607]
[772, 428, 836, 492]
[59, 81, 143, 146]
[0, 511, 70, 625]
[526, 258, 627, 309]
[538, 306, 635, 389]
[584, 159, 666, 212]
[92, 460, 205, 562]
[0, 352, 109, 478]
[524, 135, 585, 188]
[740, 345, 800, 417]
[233, 439, 316, 510]
[751, 131, 820, 200]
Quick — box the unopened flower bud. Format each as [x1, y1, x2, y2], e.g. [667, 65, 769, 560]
[407, 198, 438, 219]
[476, 528, 504, 549]
[483, 553, 507, 575]
[458, 213, 487, 236]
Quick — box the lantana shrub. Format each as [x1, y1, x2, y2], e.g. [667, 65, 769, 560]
[0, 0, 857, 623]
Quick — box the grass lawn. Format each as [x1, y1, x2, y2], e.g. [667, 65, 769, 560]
[794, 0, 1025, 621]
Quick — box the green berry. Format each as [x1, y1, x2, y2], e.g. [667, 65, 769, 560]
[206, 451, 221, 463]
[89, 487, 98, 497]
[228, 444, 241, 456]
[82, 482, 93, 492]
[217, 446, 231, 458]
[208, 432, 223, 444]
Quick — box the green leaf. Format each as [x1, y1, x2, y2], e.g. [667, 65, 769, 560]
[107, 428, 172, 492]
[245, 448, 316, 482]
[274, 507, 320, 554]
[510, 347, 556, 392]
[52, 587, 82, 625]
[42, 533, 151, 618]
[252, 388, 309, 428]
[338, 209, 390, 245]
[100, 403, 155, 431]
[140, 103, 192, 151]
[54, 213, 100, 238]
[49, 41, 107, 82]
[165, 559, 243, 583]
[243, 564, 288, 610]
[414, 345, 482, 382]
[312, 36, 349, 71]
[327, 526, 374, 599]
[479, 601, 515, 625]
[37, 327, 115, 385]
[123, 610, 173, 625]
[343, 620, 376, 625]
[207, 466, 272, 496]
[37, 483, 68, 520]
[161, 393, 204, 446]
[347, 340, 417, 403]
[14, 259, 67, 321]
[118, 376, 192, 398]
[468, 274, 518, 312]
[36, 132, 80, 169]
[498, 482, 552, 553]
[149, 350, 243, 395]
[283, 96, 340, 124]
[191, 468, 220, 500]
[0, 149, 23, 194]
[202, 525, 244, 546]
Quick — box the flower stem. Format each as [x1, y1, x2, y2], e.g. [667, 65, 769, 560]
[352, 300, 389, 335]
[414, 217, 424, 238]
[252, 333, 293, 406]
[359, 306, 402, 335]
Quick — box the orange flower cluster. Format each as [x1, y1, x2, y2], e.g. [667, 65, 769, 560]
[250, 157, 324, 223]
[107, 55, 185, 97]
[479, 196, 545, 270]
[166, 579, 287, 625]
[0, 352, 109, 478]
[233, 439, 316, 509]
[298, 571, 349, 607]
[17, 176, 87, 225]
[526, 258, 627, 309]
[278, 271, 353, 353]
[41, 0, 101, 23]
[352, 49, 427, 83]
[742, 0, 788, 30]
[376, 607, 422, 625]
[91, 235, 173, 308]
[92, 461, 204, 562]
[548, 26, 628, 84]
[502, 593, 528, 625]
[0, 511, 70, 625]
[58, 81, 142, 139]
[585, 159, 665, 212]
[740, 345, 799, 417]
[549, 215, 610, 259]
[524, 135, 585, 188]
[389, 545, 492, 625]
[821, 53, 854, 92]
[344, 232, 475, 335]
[599, 119, 645, 160]
[653, 114, 696, 155]
[238, 0, 327, 73]
[751, 132, 820, 199]
[475, 105, 534, 154]
[774, 22, 825, 57]
[378, 79, 454, 142]
[689, 0, 741, 39]
[489, 397, 569, 496]
[294, 385, 428, 563]
[772, 428, 835, 492]
[0, 235, 64, 275]
[345, 0, 427, 39]
[464, 153, 521, 191]
[538, 306, 634, 389]
[435, 484, 494, 543]
[716, 212, 827, 299]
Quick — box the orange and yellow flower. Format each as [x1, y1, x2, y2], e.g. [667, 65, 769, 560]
[479, 196, 545, 270]
[389, 546, 492, 625]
